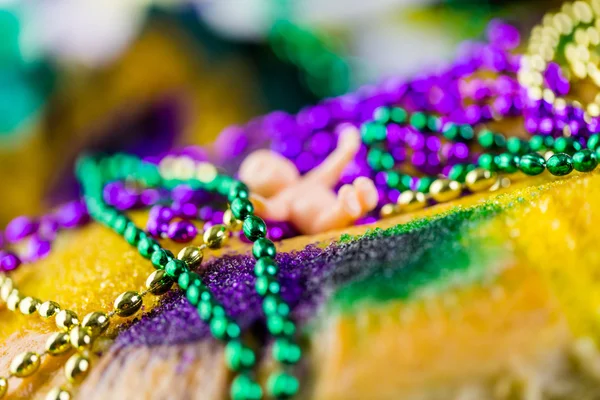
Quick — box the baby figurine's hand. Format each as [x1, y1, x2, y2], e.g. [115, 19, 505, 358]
[337, 125, 361, 154]
[238, 149, 300, 198]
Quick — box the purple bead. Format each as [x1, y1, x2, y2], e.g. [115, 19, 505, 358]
[211, 211, 225, 224]
[38, 217, 60, 240]
[5, 216, 38, 243]
[140, 189, 161, 207]
[199, 206, 214, 221]
[55, 200, 88, 229]
[268, 226, 284, 241]
[146, 219, 161, 237]
[172, 185, 195, 204]
[159, 206, 176, 223]
[167, 220, 197, 243]
[309, 131, 334, 156]
[27, 236, 51, 261]
[296, 152, 316, 174]
[0, 251, 21, 272]
[486, 19, 520, 50]
[180, 203, 199, 219]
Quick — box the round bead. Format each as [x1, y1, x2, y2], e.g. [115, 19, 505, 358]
[397, 190, 427, 212]
[150, 249, 173, 270]
[69, 326, 93, 350]
[546, 153, 574, 176]
[0, 377, 6, 398]
[0, 252, 21, 272]
[165, 259, 187, 278]
[167, 220, 197, 243]
[64, 354, 90, 383]
[379, 203, 399, 219]
[254, 258, 278, 277]
[478, 153, 497, 171]
[252, 238, 276, 259]
[0, 278, 13, 301]
[81, 311, 110, 336]
[10, 351, 41, 377]
[177, 246, 204, 268]
[230, 374, 262, 400]
[203, 225, 228, 249]
[6, 291, 20, 311]
[114, 291, 143, 317]
[230, 198, 254, 220]
[178, 271, 201, 290]
[39, 301, 61, 318]
[495, 153, 519, 173]
[429, 179, 462, 203]
[465, 169, 497, 192]
[18, 297, 41, 315]
[55, 310, 79, 331]
[518, 153, 546, 175]
[228, 181, 249, 201]
[45, 387, 72, 400]
[145, 270, 174, 295]
[572, 149, 598, 172]
[588, 134, 600, 151]
[223, 209, 242, 231]
[242, 216, 267, 242]
[267, 372, 299, 398]
[45, 332, 72, 355]
[225, 341, 256, 371]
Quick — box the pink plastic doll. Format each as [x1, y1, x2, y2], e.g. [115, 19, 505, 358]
[239, 125, 378, 235]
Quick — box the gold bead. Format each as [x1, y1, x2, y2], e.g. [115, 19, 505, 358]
[55, 310, 79, 331]
[223, 209, 242, 231]
[6, 290, 21, 311]
[0, 377, 7, 398]
[429, 179, 462, 203]
[196, 162, 217, 183]
[379, 203, 399, 219]
[10, 351, 41, 377]
[19, 297, 41, 315]
[145, 270, 174, 296]
[172, 156, 196, 180]
[45, 387, 72, 400]
[0, 278, 13, 301]
[114, 291, 143, 317]
[45, 332, 72, 356]
[177, 246, 204, 269]
[397, 190, 427, 212]
[203, 225, 228, 249]
[0, 274, 5, 287]
[465, 169, 497, 192]
[69, 326, 94, 351]
[39, 301, 61, 318]
[81, 312, 110, 336]
[64, 354, 90, 383]
[158, 156, 176, 180]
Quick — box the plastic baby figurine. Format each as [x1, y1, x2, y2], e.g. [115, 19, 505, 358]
[239, 125, 378, 235]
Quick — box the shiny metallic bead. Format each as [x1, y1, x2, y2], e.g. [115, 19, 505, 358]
[145, 270, 174, 296]
[18, 297, 41, 315]
[6, 290, 21, 311]
[429, 179, 462, 203]
[64, 354, 90, 383]
[39, 301, 61, 318]
[45, 387, 72, 400]
[397, 190, 427, 212]
[223, 209, 242, 231]
[114, 291, 143, 317]
[69, 326, 94, 350]
[0, 377, 7, 398]
[465, 169, 497, 192]
[196, 162, 217, 183]
[176, 246, 204, 269]
[81, 312, 110, 336]
[203, 225, 228, 249]
[45, 332, 72, 356]
[379, 204, 399, 219]
[55, 310, 79, 331]
[0, 278, 13, 301]
[10, 351, 41, 377]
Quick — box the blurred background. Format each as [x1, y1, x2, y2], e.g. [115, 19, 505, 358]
[0, 0, 557, 224]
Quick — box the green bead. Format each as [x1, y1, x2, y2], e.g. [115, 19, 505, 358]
[390, 107, 407, 123]
[243, 216, 267, 242]
[252, 238, 276, 259]
[409, 112, 427, 130]
[273, 338, 301, 364]
[124, 224, 140, 245]
[228, 181, 249, 202]
[256, 275, 280, 296]
[546, 153, 574, 176]
[478, 153, 497, 171]
[186, 284, 201, 306]
[506, 137, 529, 155]
[283, 320, 296, 336]
[447, 164, 474, 183]
[210, 316, 229, 339]
[572, 149, 598, 172]
[254, 258, 278, 277]
[263, 295, 290, 316]
[137, 237, 158, 259]
[231, 198, 254, 220]
[267, 372, 299, 398]
[442, 124, 459, 140]
[456, 125, 474, 141]
[267, 314, 285, 335]
[416, 176, 434, 192]
[373, 106, 390, 123]
[225, 341, 256, 371]
[165, 259, 187, 278]
[588, 134, 600, 151]
[360, 122, 386, 145]
[529, 135, 546, 151]
[379, 152, 394, 170]
[226, 321, 241, 339]
[230, 374, 262, 400]
[518, 153, 546, 176]
[385, 171, 411, 191]
[197, 300, 213, 321]
[426, 115, 440, 131]
[477, 129, 495, 148]
[113, 216, 129, 235]
[495, 153, 519, 173]
[553, 137, 581, 154]
[151, 249, 173, 270]
[367, 148, 383, 170]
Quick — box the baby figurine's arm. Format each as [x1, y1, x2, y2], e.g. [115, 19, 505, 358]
[249, 194, 291, 222]
[303, 125, 361, 189]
